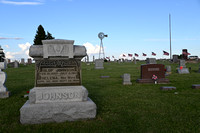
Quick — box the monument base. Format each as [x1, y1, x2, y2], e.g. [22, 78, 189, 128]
[137, 78, 169, 84]
[20, 98, 96, 124]
[177, 68, 189, 74]
[0, 91, 10, 98]
[95, 67, 104, 69]
[123, 82, 132, 85]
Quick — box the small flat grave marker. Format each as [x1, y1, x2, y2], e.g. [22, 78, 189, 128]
[160, 86, 176, 90]
[192, 84, 200, 89]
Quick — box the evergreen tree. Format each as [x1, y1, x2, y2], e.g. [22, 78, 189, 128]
[46, 31, 55, 40]
[33, 25, 46, 45]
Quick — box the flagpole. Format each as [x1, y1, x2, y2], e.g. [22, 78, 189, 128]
[169, 14, 172, 60]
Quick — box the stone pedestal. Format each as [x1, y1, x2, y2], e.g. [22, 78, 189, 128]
[20, 39, 96, 124]
[20, 86, 96, 124]
[0, 62, 9, 98]
[95, 59, 104, 69]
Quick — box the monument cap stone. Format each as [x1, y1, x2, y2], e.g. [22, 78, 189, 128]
[42, 39, 74, 58]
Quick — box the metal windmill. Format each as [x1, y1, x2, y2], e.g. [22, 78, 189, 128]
[98, 32, 108, 59]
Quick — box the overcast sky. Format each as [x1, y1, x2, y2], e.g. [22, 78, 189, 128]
[0, 0, 200, 61]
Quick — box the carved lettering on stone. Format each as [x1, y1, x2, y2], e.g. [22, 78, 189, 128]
[36, 59, 81, 87]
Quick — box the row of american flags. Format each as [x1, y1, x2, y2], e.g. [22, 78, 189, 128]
[106, 51, 191, 59]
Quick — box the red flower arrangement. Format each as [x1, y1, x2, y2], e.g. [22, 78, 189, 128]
[152, 75, 158, 84]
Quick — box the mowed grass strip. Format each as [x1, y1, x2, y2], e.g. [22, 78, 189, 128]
[0, 61, 200, 132]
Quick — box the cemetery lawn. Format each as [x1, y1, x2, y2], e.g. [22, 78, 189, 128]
[1, 61, 200, 132]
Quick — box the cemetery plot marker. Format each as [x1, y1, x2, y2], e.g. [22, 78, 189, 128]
[20, 39, 96, 124]
[137, 64, 169, 84]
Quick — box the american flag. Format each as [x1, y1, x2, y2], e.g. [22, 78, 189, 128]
[128, 54, 133, 57]
[135, 53, 139, 57]
[163, 51, 169, 56]
[106, 57, 110, 59]
[123, 54, 126, 57]
[143, 53, 147, 56]
[152, 52, 156, 56]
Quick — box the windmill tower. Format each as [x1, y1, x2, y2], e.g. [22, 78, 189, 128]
[98, 32, 108, 59]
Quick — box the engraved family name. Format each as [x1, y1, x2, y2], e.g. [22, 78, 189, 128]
[36, 90, 83, 103]
[148, 68, 159, 71]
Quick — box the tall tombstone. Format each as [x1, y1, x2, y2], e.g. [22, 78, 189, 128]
[177, 59, 189, 74]
[14, 60, 19, 68]
[21, 58, 25, 65]
[0, 46, 10, 98]
[146, 58, 157, 64]
[27, 58, 32, 64]
[95, 59, 104, 69]
[20, 39, 96, 124]
[182, 49, 188, 60]
[166, 65, 171, 75]
[93, 56, 95, 62]
[8, 59, 11, 63]
[137, 64, 169, 83]
[173, 55, 179, 63]
[134, 57, 137, 64]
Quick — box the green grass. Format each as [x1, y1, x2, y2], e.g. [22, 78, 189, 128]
[1, 61, 200, 132]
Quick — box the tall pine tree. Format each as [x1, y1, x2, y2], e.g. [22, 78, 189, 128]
[33, 25, 46, 45]
[46, 31, 55, 40]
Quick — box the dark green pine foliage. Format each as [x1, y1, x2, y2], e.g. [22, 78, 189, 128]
[33, 25, 46, 45]
[46, 31, 55, 40]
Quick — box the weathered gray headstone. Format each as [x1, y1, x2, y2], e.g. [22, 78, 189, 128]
[177, 60, 189, 74]
[166, 66, 171, 75]
[20, 39, 96, 124]
[134, 57, 137, 64]
[146, 58, 157, 64]
[122, 73, 132, 85]
[27, 58, 32, 64]
[95, 59, 104, 69]
[21, 58, 25, 65]
[14, 60, 19, 68]
[173, 55, 179, 63]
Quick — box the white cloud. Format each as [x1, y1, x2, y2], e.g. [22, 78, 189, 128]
[0, 0, 43, 5]
[5, 51, 16, 59]
[83, 42, 100, 55]
[18, 42, 31, 51]
[5, 42, 32, 60]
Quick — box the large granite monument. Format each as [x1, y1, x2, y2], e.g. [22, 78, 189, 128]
[20, 39, 96, 124]
[0, 46, 10, 98]
[137, 64, 169, 83]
